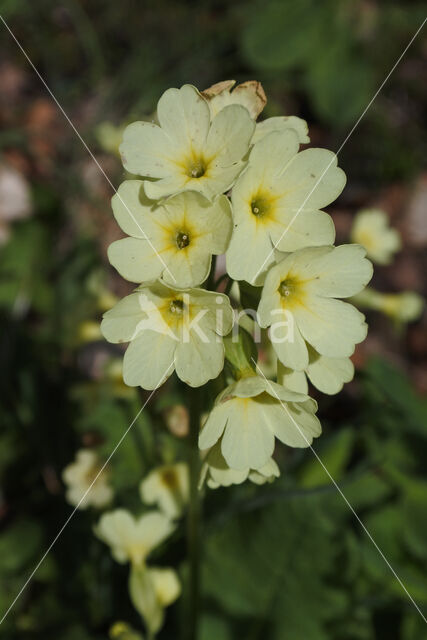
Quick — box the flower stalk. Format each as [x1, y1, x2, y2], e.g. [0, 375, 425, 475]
[186, 386, 202, 640]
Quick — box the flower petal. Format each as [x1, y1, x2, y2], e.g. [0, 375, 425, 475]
[207, 195, 233, 254]
[306, 350, 354, 395]
[157, 85, 210, 154]
[277, 364, 309, 394]
[249, 129, 300, 178]
[174, 330, 224, 387]
[272, 400, 321, 448]
[275, 148, 346, 210]
[135, 512, 175, 553]
[101, 293, 145, 344]
[269, 207, 335, 252]
[226, 215, 274, 284]
[304, 244, 373, 298]
[111, 180, 158, 238]
[198, 403, 229, 450]
[151, 568, 181, 606]
[221, 398, 275, 470]
[123, 331, 175, 389]
[270, 318, 309, 370]
[253, 116, 310, 145]
[120, 121, 176, 178]
[205, 104, 255, 167]
[108, 237, 170, 283]
[295, 296, 368, 358]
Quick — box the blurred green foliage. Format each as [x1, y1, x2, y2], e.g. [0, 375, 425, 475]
[0, 0, 426, 638]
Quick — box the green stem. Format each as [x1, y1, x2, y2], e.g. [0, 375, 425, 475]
[186, 387, 202, 640]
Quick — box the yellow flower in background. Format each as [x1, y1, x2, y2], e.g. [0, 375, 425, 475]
[120, 84, 255, 200]
[277, 349, 354, 396]
[129, 564, 181, 636]
[226, 130, 345, 284]
[62, 449, 113, 509]
[95, 121, 126, 156]
[199, 374, 321, 471]
[140, 463, 189, 519]
[101, 284, 233, 389]
[109, 621, 143, 640]
[95, 509, 174, 565]
[258, 245, 373, 370]
[201, 442, 280, 489]
[109, 182, 232, 288]
[351, 208, 401, 265]
[351, 287, 424, 324]
[164, 404, 189, 438]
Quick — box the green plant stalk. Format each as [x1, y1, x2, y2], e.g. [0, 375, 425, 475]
[186, 387, 202, 640]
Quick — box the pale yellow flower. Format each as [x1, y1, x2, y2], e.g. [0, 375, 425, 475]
[109, 182, 232, 289]
[129, 564, 180, 635]
[277, 349, 354, 396]
[351, 209, 401, 265]
[226, 130, 345, 284]
[201, 442, 280, 489]
[199, 374, 320, 471]
[258, 245, 373, 370]
[62, 449, 112, 509]
[95, 509, 174, 566]
[101, 283, 233, 389]
[120, 84, 255, 200]
[201, 80, 309, 144]
[351, 287, 424, 324]
[140, 463, 189, 519]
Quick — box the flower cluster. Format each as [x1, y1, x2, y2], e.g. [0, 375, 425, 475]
[96, 509, 180, 635]
[102, 80, 373, 488]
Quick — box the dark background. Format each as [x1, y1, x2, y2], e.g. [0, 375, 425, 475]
[0, 1, 426, 639]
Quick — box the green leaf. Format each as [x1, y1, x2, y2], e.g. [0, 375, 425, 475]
[204, 497, 347, 638]
[241, 0, 326, 72]
[298, 427, 355, 488]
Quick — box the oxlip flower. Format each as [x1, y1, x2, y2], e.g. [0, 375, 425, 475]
[351, 287, 424, 324]
[62, 449, 113, 509]
[277, 348, 354, 396]
[140, 463, 189, 519]
[198, 374, 321, 471]
[201, 442, 280, 489]
[351, 208, 401, 265]
[202, 80, 309, 144]
[120, 84, 255, 200]
[202, 79, 267, 119]
[258, 245, 373, 370]
[226, 129, 346, 284]
[95, 509, 174, 566]
[129, 565, 181, 636]
[101, 283, 233, 389]
[108, 182, 232, 288]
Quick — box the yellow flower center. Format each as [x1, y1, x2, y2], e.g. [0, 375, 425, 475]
[279, 280, 295, 298]
[277, 277, 307, 310]
[176, 231, 190, 249]
[84, 464, 102, 486]
[190, 162, 206, 178]
[251, 195, 271, 217]
[169, 299, 184, 314]
[160, 469, 179, 489]
[355, 229, 375, 251]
